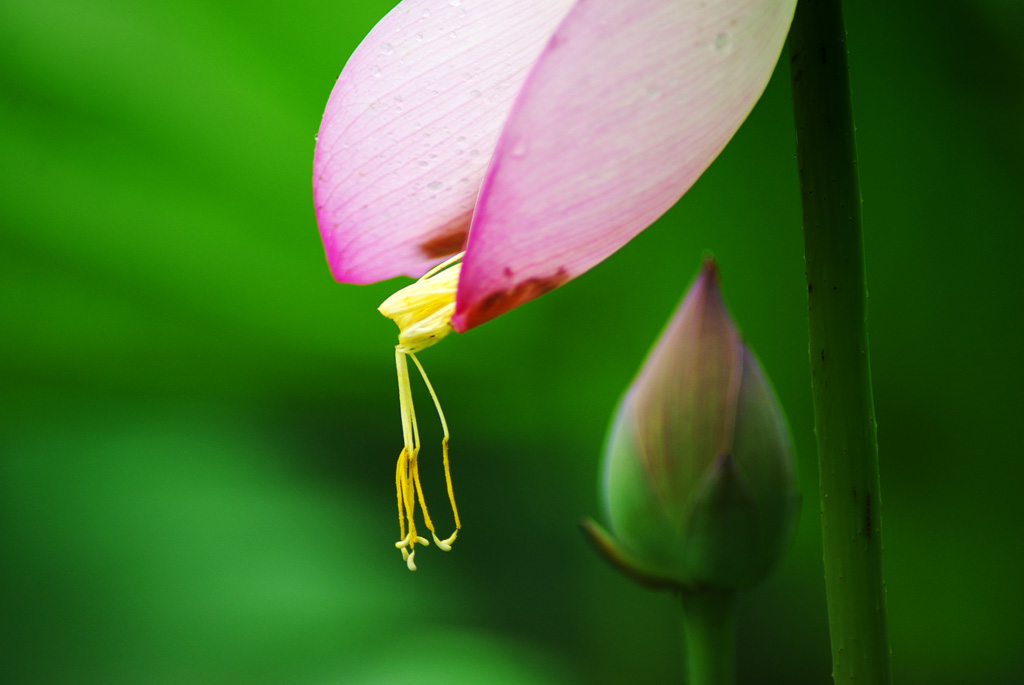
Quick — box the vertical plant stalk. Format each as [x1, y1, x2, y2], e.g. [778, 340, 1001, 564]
[681, 590, 737, 685]
[787, 1, 893, 682]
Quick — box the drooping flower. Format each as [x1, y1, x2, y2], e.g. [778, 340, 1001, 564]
[584, 260, 799, 589]
[313, 0, 796, 568]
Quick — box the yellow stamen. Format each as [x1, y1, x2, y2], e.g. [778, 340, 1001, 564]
[379, 252, 464, 569]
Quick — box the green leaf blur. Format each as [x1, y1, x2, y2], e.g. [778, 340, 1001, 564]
[2, 1, 1021, 682]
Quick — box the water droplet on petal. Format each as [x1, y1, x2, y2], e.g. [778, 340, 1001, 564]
[428, 181, 444, 190]
[470, 89, 481, 98]
[381, 42, 394, 55]
[714, 32, 731, 52]
[422, 8, 431, 18]
[370, 65, 381, 77]
[449, 0, 461, 6]
[510, 140, 528, 158]
[419, 160, 430, 167]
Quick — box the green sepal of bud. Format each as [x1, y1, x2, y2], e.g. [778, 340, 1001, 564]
[683, 453, 762, 588]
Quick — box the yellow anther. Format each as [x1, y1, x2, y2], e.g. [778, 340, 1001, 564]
[395, 533, 429, 549]
[405, 549, 418, 572]
[380, 253, 464, 570]
[432, 530, 458, 552]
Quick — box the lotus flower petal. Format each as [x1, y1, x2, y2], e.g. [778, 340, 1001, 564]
[313, 0, 574, 284]
[451, 0, 795, 330]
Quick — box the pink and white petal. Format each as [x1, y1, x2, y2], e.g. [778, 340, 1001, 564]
[451, 0, 795, 330]
[313, 0, 574, 284]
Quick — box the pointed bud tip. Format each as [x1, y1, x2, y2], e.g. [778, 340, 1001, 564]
[690, 255, 727, 313]
[699, 254, 719, 280]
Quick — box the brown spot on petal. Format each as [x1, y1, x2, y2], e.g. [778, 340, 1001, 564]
[463, 268, 569, 328]
[419, 213, 471, 259]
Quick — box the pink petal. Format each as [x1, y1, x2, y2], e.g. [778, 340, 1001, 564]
[451, 0, 795, 331]
[313, 0, 574, 284]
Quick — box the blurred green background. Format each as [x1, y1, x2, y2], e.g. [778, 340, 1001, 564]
[2, 0, 1022, 683]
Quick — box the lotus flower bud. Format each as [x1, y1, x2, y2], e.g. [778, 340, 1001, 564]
[584, 260, 799, 590]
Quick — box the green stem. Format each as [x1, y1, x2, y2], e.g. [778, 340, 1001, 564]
[787, 1, 893, 683]
[680, 590, 737, 685]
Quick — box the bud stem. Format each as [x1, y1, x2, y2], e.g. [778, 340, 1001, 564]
[788, 1, 894, 682]
[680, 589, 737, 685]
